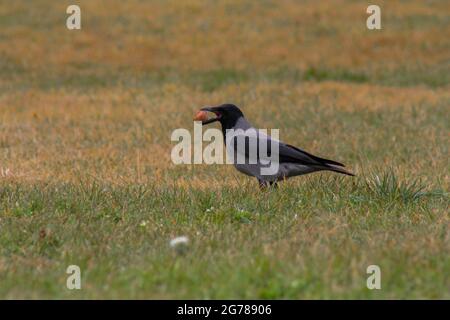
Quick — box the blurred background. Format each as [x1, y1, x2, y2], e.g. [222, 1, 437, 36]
[2, 0, 449, 89]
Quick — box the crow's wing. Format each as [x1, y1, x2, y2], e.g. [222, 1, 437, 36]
[227, 130, 344, 167]
[283, 144, 345, 167]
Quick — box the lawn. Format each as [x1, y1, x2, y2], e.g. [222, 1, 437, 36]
[0, 0, 448, 299]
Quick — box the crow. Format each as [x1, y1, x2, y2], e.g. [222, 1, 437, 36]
[195, 104, 354, 188]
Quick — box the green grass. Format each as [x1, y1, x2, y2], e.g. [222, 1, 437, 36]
[0, 172, 448, 299]
[2, 64, 449, 93]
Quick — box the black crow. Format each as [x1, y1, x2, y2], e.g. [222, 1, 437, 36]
[195, 103, 354, 188]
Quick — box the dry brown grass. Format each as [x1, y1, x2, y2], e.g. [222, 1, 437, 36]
[1, 0, 449, 74]
[0, 82, 448, 188]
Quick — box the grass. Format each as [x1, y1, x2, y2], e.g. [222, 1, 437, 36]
[0, 173, 448, 299]
[0, 0, 449, 299]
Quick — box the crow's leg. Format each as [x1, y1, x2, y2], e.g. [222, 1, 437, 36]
[258, 179, 269, 190]
[269, 181, 279, 189]
[258, 179, 278, 190]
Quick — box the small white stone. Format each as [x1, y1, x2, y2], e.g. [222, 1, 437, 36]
[139, 221, 148, 227]
[170, 236, 189, 248]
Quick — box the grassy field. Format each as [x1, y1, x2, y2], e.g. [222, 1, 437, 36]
[0, 0, 449, 299]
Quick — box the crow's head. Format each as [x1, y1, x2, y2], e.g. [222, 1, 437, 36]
[194, 104, 244, 129]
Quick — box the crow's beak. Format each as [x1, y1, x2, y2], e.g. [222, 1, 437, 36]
[197, 107, 222, 125]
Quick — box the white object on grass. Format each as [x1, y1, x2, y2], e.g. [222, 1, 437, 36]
[170, 236, 189, 248]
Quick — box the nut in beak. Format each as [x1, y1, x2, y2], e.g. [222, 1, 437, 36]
[193, 110, 209, 122]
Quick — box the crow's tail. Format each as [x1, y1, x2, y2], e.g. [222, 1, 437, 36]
[325, 164, 355, 176]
